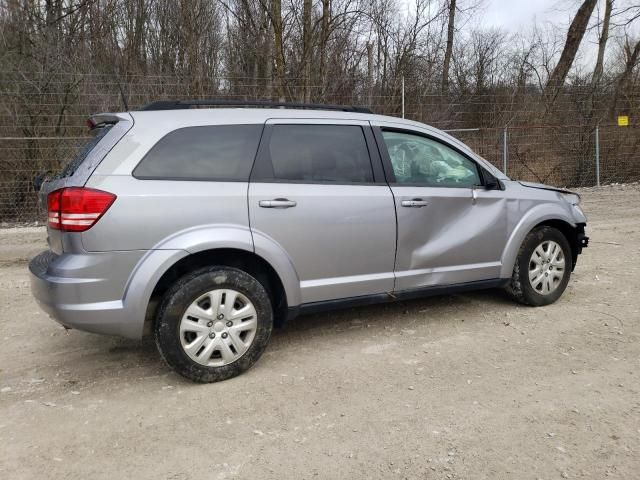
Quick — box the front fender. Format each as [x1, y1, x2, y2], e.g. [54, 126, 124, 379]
[500, 203, 577, 278]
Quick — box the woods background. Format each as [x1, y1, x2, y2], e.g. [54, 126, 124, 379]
[1, 0, 639, 223]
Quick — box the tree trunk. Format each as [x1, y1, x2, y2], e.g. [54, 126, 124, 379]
[271, 0, 286, 101]
[441, 0, 456, 95]
[319, 0, 330, 101]
[367, 42, 374, 108]
[262, 5, 273, 99]
[592, 0, 613, 87]
[544, 0, 598, 103]
[302, 0, 312, 103]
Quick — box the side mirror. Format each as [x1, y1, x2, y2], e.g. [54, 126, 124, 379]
[483, 171, 502, 191]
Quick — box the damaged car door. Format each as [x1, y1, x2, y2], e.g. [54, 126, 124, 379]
[374, 126, 508, 291]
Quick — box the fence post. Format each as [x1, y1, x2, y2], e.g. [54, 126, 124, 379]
[595, 124, 600, 187]
[502, 126, 508, 175]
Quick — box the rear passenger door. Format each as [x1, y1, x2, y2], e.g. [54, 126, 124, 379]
[248, 119, 396, 305]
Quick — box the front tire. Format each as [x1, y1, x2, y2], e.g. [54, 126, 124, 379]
[506, 226, 572, 306]
[155, 266, 273, 383]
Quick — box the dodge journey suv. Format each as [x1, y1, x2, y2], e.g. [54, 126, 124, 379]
[29, 100, 589, 382]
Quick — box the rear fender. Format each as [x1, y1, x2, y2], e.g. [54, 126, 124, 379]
[122, 225, 301, 337]
[250, 229, 301, 307]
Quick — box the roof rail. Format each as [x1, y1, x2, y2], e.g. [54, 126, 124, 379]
[139, 99, 372, 114]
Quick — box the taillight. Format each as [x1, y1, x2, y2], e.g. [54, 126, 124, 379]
[47, 188, 116, 232]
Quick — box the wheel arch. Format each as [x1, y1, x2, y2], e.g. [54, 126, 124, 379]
[143, 248, 290, 335]
[500, 205, 579, 278]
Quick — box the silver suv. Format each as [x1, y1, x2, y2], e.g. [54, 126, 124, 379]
[29, 100, 589, 382]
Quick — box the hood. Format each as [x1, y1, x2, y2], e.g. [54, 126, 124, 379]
[518, 181, 577, 196]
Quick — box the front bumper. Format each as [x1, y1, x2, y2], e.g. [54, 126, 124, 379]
[29, 250, 146, 338]
[577, 230, 589, 250]
[576, 223, 589, 254]
[570, 223, 589, 271]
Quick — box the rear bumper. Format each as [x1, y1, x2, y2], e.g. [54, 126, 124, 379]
[29, 250, 146, 338]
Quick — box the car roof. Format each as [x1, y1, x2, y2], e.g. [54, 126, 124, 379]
[126, 107, 426, 128]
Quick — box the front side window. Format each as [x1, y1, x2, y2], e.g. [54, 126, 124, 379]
[267, 125, 374, 183]
[382, 130, 481, 187]
[133, 125, 263, 180]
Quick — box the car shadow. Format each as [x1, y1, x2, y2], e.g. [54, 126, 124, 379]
[51, 287, 519, 385]
[275, 287, 517, 337]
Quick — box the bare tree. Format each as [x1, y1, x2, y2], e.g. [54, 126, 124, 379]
[592, 0, 614, 86]
[441, 0, 456, 94]
[271, 0, 286, 100]
[301, 0, 312, 102]
[544, 0, 598, 103]
[610, 36, 640, 117]
[318, 0, 331, 92]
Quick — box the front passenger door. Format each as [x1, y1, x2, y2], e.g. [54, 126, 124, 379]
[375, 127, 508, 291]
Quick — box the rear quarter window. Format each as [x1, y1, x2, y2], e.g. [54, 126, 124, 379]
[60, 125, 113, 178]
[133, 125, 263, 181]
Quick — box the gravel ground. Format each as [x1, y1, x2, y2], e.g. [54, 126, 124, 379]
[1, 185, 639, 479]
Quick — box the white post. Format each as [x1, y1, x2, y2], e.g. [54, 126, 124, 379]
[502, 126, 508, 175]
[595, 124, 600, 187]
[401, 75, 405, 119]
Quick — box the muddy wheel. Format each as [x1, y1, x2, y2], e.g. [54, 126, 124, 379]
[155, 266, 273, 383]
[506, 226, 572, 306]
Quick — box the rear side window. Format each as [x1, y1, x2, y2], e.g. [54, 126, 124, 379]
[266, 125, 373, 183]
[133, 125, 263, 181]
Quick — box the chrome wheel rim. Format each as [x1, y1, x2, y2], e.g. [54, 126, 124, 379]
[528, 240, 566, 295]
[179, 289, 258, 367]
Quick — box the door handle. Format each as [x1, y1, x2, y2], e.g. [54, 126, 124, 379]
[401, 199, 428, 208]
[259, 198, 297, 209]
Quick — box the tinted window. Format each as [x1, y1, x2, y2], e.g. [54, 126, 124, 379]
[267, 125, 373, 183]
[133, 125, 262, 180]
[60, 125, 113, 178]
[382, 131, 480, 187]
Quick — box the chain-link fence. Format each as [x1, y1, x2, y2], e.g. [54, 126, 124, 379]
[1, 73, 638, 224]
[453, 124, 640, 187]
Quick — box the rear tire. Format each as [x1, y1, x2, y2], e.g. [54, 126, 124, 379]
[155, 266, 273, 383]
[506, 226, 572, 306]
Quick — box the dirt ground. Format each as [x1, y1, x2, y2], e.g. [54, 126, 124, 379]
[0, 185, 639, 480]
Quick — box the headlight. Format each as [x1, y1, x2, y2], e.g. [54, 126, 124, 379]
[562, 193, 581, 206]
